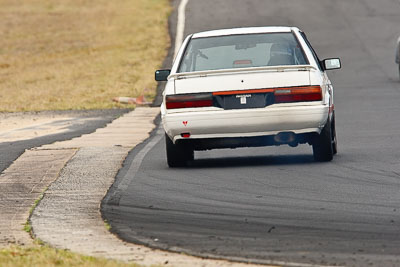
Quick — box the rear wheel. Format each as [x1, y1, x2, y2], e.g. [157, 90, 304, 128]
[313, 117, 334, 162]
[165, 133, 194, 167]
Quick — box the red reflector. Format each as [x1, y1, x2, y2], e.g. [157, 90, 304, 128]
[166, 93, 213, 109]
[181, 133, 191, 138]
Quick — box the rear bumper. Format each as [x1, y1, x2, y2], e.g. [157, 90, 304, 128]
[162, 104, 329, 144]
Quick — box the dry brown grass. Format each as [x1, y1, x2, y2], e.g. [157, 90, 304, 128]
[0, 244, 144, 267]
[0, 0, 171, 112]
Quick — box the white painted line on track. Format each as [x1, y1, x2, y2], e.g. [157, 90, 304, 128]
[108, 0, 188, 199]
[174, 0, 189, 58]
[114, 126, 163, 193]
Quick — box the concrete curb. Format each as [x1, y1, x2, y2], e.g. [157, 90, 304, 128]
[27, 107, 265, 266]
[0, 148, 76, 247]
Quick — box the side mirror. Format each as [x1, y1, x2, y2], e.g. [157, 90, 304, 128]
[322, 58, 341, 70]
[155, 69, 171, 81]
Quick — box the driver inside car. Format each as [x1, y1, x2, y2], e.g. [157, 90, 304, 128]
[268, 43, 295, 66]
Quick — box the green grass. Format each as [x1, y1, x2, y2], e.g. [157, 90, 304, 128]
[104, 220, 111, 231]
[23, 191, 45, 233]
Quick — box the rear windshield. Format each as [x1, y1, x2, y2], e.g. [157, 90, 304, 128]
[178, 32, 308, 73]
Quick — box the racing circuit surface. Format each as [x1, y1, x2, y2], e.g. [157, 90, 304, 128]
[103, 0, 400, 266]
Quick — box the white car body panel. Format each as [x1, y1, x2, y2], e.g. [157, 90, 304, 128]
[163, 104, 328, 143]
[191, 26, 292, 38]
[173, 67, 312, 95]
[160, 26, 336, 149]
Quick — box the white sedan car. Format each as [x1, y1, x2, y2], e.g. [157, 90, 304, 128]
[156, 26, 341, 167]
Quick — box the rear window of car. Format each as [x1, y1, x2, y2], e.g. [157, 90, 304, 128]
[178, 32, 308, 73]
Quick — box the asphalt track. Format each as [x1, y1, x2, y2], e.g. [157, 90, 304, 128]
[0, 110, 128, 174]
[103, 0, 400, 266]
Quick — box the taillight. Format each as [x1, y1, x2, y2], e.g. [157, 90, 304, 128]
[165, 86, 322, 109]
[166, 93, 213, 109]
[274, 86, 322, 103]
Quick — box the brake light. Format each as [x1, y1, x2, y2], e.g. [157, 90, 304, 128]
[165, 86, 322, 109]
[166, 93, 213, 109]
[274, 86, 322, 103]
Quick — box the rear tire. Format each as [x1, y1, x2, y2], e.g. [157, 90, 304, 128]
[331, 114, 338, 155]
[165, 133, 194, 167]
[313, 118, 334, 162]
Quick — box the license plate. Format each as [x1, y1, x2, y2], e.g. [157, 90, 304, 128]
[221, 93, 269, 109]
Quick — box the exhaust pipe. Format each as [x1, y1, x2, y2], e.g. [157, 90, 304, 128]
[274, 132, 296, 144]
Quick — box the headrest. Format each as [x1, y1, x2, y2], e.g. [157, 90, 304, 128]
[270, 43, 292, 56]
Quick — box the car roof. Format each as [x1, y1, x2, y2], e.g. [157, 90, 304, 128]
[191, 26, 299, 39]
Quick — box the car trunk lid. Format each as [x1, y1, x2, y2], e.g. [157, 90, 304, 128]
[172, 65, 314, 95]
